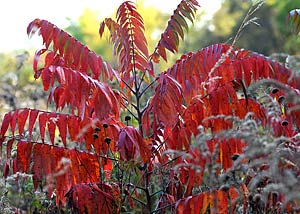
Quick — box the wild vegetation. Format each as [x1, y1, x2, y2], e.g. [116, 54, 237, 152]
[1, 0, 300, 213]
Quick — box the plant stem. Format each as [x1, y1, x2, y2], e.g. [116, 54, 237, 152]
[151, 202, 176, 214]
[144, 168, 152, 213]
[120, 102, 139, 120]
[150, 189, 163, 197]
[138, 71, 146, 89]
[127, 8, 144, 135]
[132, 196, 147, 207]
[138, 77, 157, 99]
[121, 79, 136, 94]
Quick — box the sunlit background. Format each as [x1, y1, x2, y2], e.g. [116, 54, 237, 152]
[1, 1, 300, 213]
[0, 0, 299, 55]
[0, 0, 221, 52]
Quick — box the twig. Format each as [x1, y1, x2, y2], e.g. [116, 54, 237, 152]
[207, 0, 264, 79]
[120, 102, 138, 120]
[121, 79, 136, 94]
[139, 77, 158, 99]
[150, 202, 176, 214]
[132, 196, 147, 207]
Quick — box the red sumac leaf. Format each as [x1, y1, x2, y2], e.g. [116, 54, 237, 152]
[68, 149, 80, 184]
[41, 67, 54, 91]
[68, 116, 80, 141]
[42, 145, 55, 197]
[18, 108, 30, 137]
[0, 112, 12, 137]
[117, 126, 151, 162]
[66, 183, 118, 214]
[16, 141, 33, 173]
[38, 112, 48, 142]
[153, 0, 199, 61]
[10, 110, 19, 135]
[52, 146, 70, 205]
[75, 151, 100, 183]
[6, 138, 14, 160]
[28, 109, 39, 138]
[142, 73, 183, 136]
[32, 143, 44, 189]
[47, 113, 57, 145]
[103, 157, 112, 180]
[56, 114, 67, 147]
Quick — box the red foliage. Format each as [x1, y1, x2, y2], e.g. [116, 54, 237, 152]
[100, 1, 152, 85]
[153, 0, 200, 62]
[1, 1, 300, 213]
[66, 182, 120, 213]
[176, 187, 240, 214]
[117, 126, 151, 162]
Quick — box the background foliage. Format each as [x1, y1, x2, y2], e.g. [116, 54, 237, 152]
[1, 0, 300, 213]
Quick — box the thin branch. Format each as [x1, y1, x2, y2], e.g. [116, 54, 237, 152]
[138, 71, 146, 90]
[127, 183, 147, 192]
[120, 102, 138, 120]
[138, 78, 158, 99]
[151, 202, 176, 214]
[207, 0, 264, 80]
[161, 155, 183, 167]
[121, 79, 136, 94]
[150, 189, 163, 197]
[130, 102, 138, 111]
[132, 196, 147, 207]
[140, 104, 150, 116]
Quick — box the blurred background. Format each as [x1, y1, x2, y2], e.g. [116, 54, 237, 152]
[0, 0, 299, 118]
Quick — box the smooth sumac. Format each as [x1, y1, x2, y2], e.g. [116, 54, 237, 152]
[1, 1, 300, 213]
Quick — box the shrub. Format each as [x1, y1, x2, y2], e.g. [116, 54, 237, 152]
[1, 0, 300, 213]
